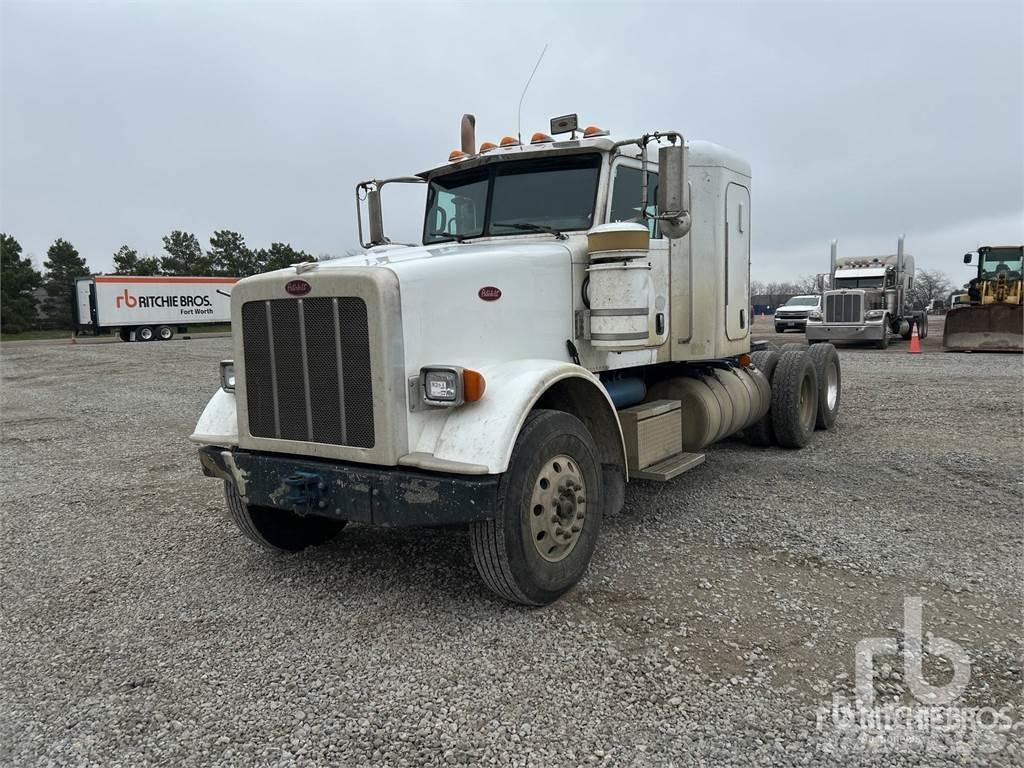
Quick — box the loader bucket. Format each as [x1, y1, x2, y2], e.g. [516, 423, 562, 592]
[942, 303, 1024, 352]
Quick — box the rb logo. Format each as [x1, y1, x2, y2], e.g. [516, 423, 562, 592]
[115, 289, 138, 309]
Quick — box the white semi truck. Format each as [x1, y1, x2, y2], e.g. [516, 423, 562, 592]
[805, 238, 927, 349]
[191, 114, 844, 605]
[74, 275, 237, 341]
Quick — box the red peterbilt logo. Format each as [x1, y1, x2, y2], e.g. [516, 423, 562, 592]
[285, 280, 311, 296]
[478, 286, 501, 301]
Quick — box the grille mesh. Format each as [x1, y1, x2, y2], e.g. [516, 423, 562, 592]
[825, 293, 862, 323]
[241, 297, 374, 448]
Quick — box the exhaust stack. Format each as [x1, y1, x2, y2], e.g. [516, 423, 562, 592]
[830, 239, 837, 282]
[460, 114, 476, 156]
[897, 234, 905, 275]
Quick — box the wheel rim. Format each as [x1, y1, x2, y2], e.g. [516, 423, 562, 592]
[799, 372, 816, 429]
[159, 327, 172, 339]
[528, 454, 586, 563]
[139, 328, 152, 340]
[825, 360, 839, 410]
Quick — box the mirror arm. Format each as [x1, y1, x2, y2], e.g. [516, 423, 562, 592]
[355, 177, 427, 249]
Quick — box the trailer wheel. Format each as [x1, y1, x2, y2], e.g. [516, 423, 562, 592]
[118, 327, 132, 342]
[223, 482, 345, 552]
[469, 409, 603, 606]
[137, 326, 154, 342]
[771, 350, 818, 449]
[744, 350, 780, 447]
[156, 325, 174, 341]
[806, 342, 841, 430]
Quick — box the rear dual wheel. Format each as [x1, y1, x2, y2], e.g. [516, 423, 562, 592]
[470, 410, 603, 606]
[771, 350, 819, 449]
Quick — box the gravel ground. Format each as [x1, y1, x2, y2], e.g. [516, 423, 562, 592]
[2, 330, 1022, 767]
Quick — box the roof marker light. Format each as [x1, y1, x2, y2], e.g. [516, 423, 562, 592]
[530, 132, 553, 144]
[448, 149, 467, 162]
[479, 141, 498, 153]
[583, 125, 609, 137]
[500, 136, 520, 147]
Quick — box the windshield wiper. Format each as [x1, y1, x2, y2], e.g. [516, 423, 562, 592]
[427, 232, 468, 244]
[492, 222, 567, 240]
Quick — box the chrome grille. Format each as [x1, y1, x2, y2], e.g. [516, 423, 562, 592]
[242, 298, 374, 448]
[825, 293, 862, 323]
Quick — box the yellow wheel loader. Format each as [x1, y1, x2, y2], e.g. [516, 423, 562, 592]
[943, 246, 1023, 352]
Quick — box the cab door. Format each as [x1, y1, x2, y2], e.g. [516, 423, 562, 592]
[725, 183, 750, 340]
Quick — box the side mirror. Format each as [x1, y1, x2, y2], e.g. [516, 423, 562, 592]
[656, 144, 691, 239]
[367, 187, 385, 246]
[963, 253, 973, 264]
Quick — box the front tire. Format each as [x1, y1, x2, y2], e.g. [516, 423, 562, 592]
[875, 326, 890, 349]
[224, 482, 345, 552]
[470, 410, 603, 606]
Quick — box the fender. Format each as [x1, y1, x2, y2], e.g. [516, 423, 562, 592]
[190, 388, 238, 446]
[401, 359, 627, 477]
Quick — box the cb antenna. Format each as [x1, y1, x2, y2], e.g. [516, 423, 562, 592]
[517, 43, 548, 148]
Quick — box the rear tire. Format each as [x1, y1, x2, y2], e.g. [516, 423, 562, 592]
[806, 343, 841, 430]
[156, 325, 174, 341]
[771, 351, 818, 449]
[137, 326, 154, 342]
[469, 410, 603, 606]
[744, 350, 780, 447]
[224, 482, 345, 552]
[780, 342, 806, 354]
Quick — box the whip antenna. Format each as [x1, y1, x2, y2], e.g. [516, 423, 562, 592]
[517, 44, 548, 147]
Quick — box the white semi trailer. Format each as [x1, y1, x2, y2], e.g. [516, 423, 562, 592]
[191, 114, 844, 605]
[74, 275, 237, 341]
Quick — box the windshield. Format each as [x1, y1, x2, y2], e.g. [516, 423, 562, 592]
[834, 276, 883, 289]
[979, 247, 1023, 279]
[783, 296, 819, 307]
[423, 154, 601, 244]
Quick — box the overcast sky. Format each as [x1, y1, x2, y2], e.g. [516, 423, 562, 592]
[2, 1, 1021, 283]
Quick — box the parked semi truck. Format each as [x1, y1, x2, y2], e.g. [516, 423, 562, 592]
[805, 237, 927, 349]
[74, 275, 237, 341]
[191, 114, 844, 605]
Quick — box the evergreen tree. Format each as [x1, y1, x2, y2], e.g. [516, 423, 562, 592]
[42, 238, 89, 329]
[113, 245, 162, 276]
[209, 230, 257, 276]
[257, 242, 312, 272]
[160, 230, 210, 275]
[1, 233, 43, 333]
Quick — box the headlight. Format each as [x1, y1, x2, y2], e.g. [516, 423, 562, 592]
[219, 360, 236, 391]
[864, 309, 885, 320]
[808, 310, 822, 320]
[419, 365, 486, 408]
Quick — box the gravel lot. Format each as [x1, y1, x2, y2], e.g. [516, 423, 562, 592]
[2, 329, 1021, 767]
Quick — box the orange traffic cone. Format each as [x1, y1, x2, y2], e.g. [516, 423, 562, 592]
[908, 322, 921, 354]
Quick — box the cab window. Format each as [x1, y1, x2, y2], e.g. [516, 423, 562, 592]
[609, 165, 660, 238]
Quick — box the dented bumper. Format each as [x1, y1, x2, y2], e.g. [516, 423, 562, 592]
[198, 446, 499, 527]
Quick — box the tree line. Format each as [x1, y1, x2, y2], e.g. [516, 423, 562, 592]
[1, 230, 320, 333]
[751, 269, 957, 311]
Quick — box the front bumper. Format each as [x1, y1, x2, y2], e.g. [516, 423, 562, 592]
[774, 315, 808, 328]
[199, 446, 499, 527]
[805, 323, 884, 342]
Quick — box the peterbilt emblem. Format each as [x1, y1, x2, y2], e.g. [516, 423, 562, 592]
[285, 279, 311, 296]
[478, 286, 501, 301]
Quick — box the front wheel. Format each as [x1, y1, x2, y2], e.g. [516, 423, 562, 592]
[224, 482, 345, 552]
[470, 410, 603, 606]
[875, 327, 889, 349]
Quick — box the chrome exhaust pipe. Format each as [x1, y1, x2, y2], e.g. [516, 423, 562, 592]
[460, 114, 476, 155]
